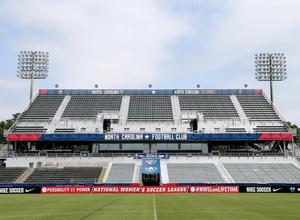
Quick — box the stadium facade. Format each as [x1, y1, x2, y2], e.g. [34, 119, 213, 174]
[6, 88, 292, 155]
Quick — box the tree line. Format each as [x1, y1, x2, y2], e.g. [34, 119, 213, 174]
[0, 113, 19, 143]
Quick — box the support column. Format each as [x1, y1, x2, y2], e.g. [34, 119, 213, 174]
[27, 142, 31, 151]
[283, 141, 286, 158]
[292, 138, 295, 158]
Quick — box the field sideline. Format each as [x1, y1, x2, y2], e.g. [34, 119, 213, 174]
[0, 194, 300, 220]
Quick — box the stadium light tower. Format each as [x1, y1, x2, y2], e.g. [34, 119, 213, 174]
[255, 53, 287, 103]
[17, 51, 49, 101]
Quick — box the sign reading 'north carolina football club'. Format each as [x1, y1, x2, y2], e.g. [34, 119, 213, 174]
[104, 133, 188, 141]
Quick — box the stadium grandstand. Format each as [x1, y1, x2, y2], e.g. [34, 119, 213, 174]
[5, 88, 292, 154]
[1, 157, 300, 185]
[0, 88, 299, 187]
[2, 1, 300, 219]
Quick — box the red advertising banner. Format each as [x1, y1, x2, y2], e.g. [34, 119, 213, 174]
[40, 185, 239, 194]
[92, 186, 189, 194]
[189, 186, 239, 193]
[259, 133, 293, 141]
[7, 133, 42, 141]
[41, 186, 92, 194]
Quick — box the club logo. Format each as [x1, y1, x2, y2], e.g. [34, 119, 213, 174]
[25, 188, 35, 193]
[145, 167, 158, 172]
[290, 187, 296, 193]
[145, 160, 157, 165]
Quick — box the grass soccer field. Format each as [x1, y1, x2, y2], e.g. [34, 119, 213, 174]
[0, 194, 300, 220]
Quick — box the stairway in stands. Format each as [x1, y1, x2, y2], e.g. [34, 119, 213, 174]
[230, 95, 248, 120]
[171, 96, 181, 125]
[52, 95, 71, 121]
[119, 95, 130, 125]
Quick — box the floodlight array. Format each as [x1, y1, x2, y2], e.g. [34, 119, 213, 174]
[255, 53, 287, 81]
[17, 51, 49, 79]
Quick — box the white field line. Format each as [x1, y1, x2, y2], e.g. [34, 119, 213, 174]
[153, 194, 158, 220]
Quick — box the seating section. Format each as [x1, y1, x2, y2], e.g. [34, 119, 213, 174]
[21, 95, 65, 120]
[54, 128, 75, 133]
[12, 126, 47, 133]
[253, 126, 287, 133]
[128, 95, 173, 121]
[178, 95, 239, 118]
[62, 95, 122, 118]
[225, 128, 246, 133]
[167, 163, 225, 183]
[25, 167, 102, 184]
[237, 95, 280, 121]
[224, 163, 300, 183]
[0, 167, 27, 184]
[106, 163, 135, 183]
[9, 92, 289, 136]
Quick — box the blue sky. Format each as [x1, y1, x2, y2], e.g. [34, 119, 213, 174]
[0, 0, 299, 124]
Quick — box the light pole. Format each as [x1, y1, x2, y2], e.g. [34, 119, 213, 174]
[17, 51, 49, 101]
[255, 53, 287, 103]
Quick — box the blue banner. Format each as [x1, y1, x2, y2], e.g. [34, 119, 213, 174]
[41, 89, 260, 96]
[141, 158, 161, 175]
[39, 133, 260, 142]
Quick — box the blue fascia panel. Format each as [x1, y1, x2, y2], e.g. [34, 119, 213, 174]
[39, 134, 105, 141]
[39, 133, 260, 142]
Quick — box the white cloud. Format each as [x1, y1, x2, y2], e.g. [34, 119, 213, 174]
[0, 75, 29, 120]
[0, 0, 188, 88]
[206, 0, 300, 124]
[167, 0, 300, 72]
[162, 0, 300, 124]
[0, 0, 299, 125]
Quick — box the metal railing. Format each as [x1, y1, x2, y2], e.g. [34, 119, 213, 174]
[7, 93, 39, 134]
[218, 152, 290, 159]
[0, 144, 10, 158]
[262, 91, 292, 131]
[5, 151, 293, 159]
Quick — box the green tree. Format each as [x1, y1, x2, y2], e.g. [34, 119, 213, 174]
[286, 122, 300, 143]
[0, 113, 20, 143]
